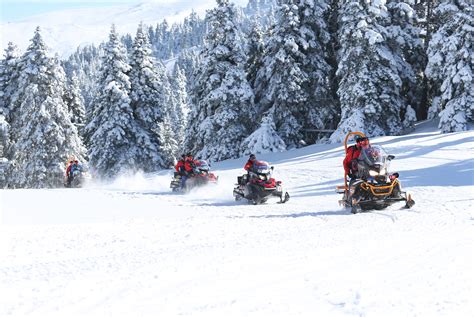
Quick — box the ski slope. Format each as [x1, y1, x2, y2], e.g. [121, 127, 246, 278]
[1, 121, 473, 316]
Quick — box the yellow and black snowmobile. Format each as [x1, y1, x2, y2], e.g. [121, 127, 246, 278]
[336, 132, 415, 214]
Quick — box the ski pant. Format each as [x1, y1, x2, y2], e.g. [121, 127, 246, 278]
[180, 175, 187, 189]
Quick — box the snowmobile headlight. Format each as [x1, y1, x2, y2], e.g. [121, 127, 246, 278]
[369, 170, 379, 177]
[379, 169, 386, 175]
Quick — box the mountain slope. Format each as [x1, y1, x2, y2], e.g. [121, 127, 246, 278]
[1, 0, 248, 57]
[1, 121, 473, 316]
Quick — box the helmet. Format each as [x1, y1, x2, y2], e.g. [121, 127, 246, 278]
[355, 135, 367, 142]
[355, 136, 370, 149]
[249, 154, 256, 160]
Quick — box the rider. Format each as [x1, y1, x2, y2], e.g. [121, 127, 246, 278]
[65, 160, 74, 186]
[244, 154, 257, 173]
[343, 135, 370, 180]
[70, 160, 82, 176]
[175, 154, 186, 175]
[184, 154, 196, 175]
[66, 160, 82, 186]
[179, 153, 196, 189]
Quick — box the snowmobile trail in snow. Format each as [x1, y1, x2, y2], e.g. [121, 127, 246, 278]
[1, 122, 473, 316]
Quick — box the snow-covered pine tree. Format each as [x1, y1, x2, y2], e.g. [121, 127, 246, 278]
[157, 114, 179, 168]
[425, 0, 473, 132]
[330, 0, 404, 143]
[240, 114, 286, 155]
[386, 0, 425, 129]
[129, 23, 167, 171]
[185, 0, 254, 161]
[255, 0, 334, 147]
[64, 44, 102, 114]
[0, 113, 9, 187]
[63, 71, 86, 136]
[86, 25, 149, 178]
[299, 0, 337, 135]
[176, 49, 201, 92]
[0, 42, 20, 125]
[245, 0, 277, 28]
[169, 64, 188, 150]
[0, 111, 9, 160]
[7, 27, 85, 188]
[0, 42, 20, 165]
[253, 1, 305, 147]
[245, 20, 265, 93]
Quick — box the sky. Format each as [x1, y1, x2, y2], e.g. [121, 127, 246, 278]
[1, 1, 140, 22]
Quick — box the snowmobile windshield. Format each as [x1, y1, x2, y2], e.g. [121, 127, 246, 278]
[196, 160, 210, 172]
[360, 145, 388, 167]
[254, 161, 272, 176]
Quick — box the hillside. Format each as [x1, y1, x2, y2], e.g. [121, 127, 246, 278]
[1, 121, 473, 316]
[1, 0, 248, 57]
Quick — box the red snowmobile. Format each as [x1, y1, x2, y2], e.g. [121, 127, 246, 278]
[233, 160, 290, 205]
[170, 159, 218, 192]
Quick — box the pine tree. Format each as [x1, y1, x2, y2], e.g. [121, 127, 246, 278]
[63, 71, 86, 136]
[425, 0, 473, 132]
[330, 0, 404, 143]
[169, 64, 188, 150]
[0, 42, 20, 124]
[64, 44, 102, 114]
[129, 23, 167, 171]
[240, 114, 286, 155]
[299, 0, 337, 134]
[386, 0, 425, 129]
[176, 49, 201, 92]
[254, 2, 306, 147]
[7, 27, 85, 188]
[245, 20, 265, 93]
[0, 42, 20, 163]
[255, 0, 335, 147]
[157, 115, 179, 168]
[0, 113, 9, 187]
[0, 112, 9, 159]
[185, 0, 254, 161]
[86, 25, 149, 178]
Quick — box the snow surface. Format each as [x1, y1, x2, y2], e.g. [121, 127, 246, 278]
[1, 0, 249, 58]
[1, 121, 473, 316]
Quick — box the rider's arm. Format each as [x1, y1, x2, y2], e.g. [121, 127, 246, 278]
[343, 149, 352, 174]
[244, 161, 252, 171]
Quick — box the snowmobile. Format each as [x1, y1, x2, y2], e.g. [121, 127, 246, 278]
[336, 132, 415, 213]
[64, 169, 85, 188]
[170, 159, 218, 192]
[233, 160, 290, 205]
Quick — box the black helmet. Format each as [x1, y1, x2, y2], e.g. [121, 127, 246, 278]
[249, 153, 256, 160]
[355, 135, 368, 143]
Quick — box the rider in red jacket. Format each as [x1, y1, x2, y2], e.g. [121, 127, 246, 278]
[184, 154, 196, 174]
[244, 154, 257, 172]
[175, 155, 186, 175]
[343, 136, 369, 178]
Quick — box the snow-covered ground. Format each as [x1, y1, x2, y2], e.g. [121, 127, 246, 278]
[1, 0, 249, 57]
[1, 121, 473, 316]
